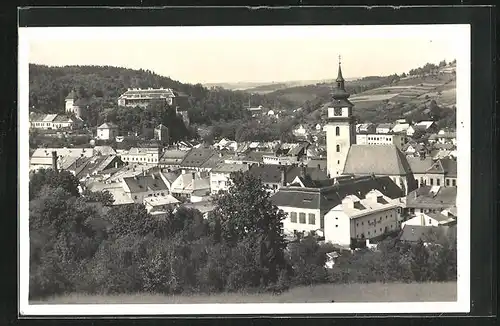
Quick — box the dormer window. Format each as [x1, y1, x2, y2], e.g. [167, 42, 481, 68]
[334, 108, 342, 116]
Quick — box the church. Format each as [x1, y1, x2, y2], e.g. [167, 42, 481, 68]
[325, 58, 417, 195]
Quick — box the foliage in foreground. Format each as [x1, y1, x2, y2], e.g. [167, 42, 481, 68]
[28, 170, 457, 299]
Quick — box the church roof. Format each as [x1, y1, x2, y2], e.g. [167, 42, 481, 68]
[343, 145, 412, 176]
[65, 90, 76, 100]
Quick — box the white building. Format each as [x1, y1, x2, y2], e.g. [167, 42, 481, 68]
[117, 87, 189, 108]
[209, 163, 249, 194]
[97, 122, 119, 140]
[375, 123, 393, 134]
[29, 113, 83, 130]
[402, 212, 456, 228]
[324, 190, 403, 247]
[355, 133, 407, 149]
[120, 147, 162, 165]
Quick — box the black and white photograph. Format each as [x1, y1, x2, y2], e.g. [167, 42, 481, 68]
[18, 22, 471, 315]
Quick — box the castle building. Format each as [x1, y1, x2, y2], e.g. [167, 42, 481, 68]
[65, 90, 84, 119]
[325, 58, 356, 177]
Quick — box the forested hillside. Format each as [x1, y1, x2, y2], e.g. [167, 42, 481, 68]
[28, 64, 296, 128]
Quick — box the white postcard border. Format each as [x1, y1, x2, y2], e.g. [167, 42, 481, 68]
[18, 24, 471, 316]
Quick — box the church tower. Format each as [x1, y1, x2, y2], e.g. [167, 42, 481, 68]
[65, 90, 76, 114]
[326, 57, 356, 177]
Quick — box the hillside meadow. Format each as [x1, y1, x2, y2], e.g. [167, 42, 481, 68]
[31, 282, 457, 304]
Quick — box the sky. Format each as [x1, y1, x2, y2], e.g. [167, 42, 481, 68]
[22, 25, 466, 84]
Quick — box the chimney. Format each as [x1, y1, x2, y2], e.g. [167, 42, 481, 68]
[281, 166, 287, 186]
[300, 164, 306, 179]
[51, 151, 58, 173]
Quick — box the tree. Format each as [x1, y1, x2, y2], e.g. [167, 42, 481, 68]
[29, 169, 81, 200]
[409, 239, 430, 281]
[105, 204, 155, 238]
[81, 189, 115, 206]
[213, 171, 289, 285]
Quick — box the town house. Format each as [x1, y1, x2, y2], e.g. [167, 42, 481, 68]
[270, 175, 404, 237]
[324, 189, 403, 247]
[209, 163, 249, 194]
[405, 185, 457, 215]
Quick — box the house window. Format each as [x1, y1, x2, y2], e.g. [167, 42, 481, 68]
[361, 221, 364, 225]
[356, 222, 359, 226]
[452, 179, 456, 186]
[308, 213, 315, 225]
[335, 225, 338, 228]
[430, 178, 434, 186]
[337, 160, 340, 165]
[290, 212, 297, 223]
[335, 127, 340, 136]
[336, 145, 340, 152]
[299, 213, 306, 224]
[436, 179, 441, 186]
[428, 219, 432, 224]
[446, 179, 450, 186]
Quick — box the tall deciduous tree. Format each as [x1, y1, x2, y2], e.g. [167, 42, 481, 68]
[29, 169, 81, 200]
[213, 171, 288, 284]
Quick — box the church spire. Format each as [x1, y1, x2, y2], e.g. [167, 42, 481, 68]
[336, 55, 345, 84]
[331, 55, 349, 99]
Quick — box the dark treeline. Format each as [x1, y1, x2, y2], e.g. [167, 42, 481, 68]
[29, 169, 456, 300]
[28, 64, 296, 127]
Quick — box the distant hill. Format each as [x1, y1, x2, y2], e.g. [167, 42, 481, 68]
[273, 60, 456, 128]
[204, 78, 359, 93]
[28, 64, 296, 128]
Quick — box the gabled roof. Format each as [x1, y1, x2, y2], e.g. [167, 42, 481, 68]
[425, 160, 445, 174]
[407, 157, 434, 174]
[123, 173, 168, 193]
[159, 150, 188, 165]
[270, 175, 403, 211]
[98, 122, 119, 129]
[179, 148, 217, 168]
[406, 186, 457, 209]
[211, 163, 249, 174]
[94, 146, 117, 156]
[65, 90, 76, 100]
[171, 173, 210, 194]
[376, 123, 394, 129]
[439, 158, 457, 177]
[343, 145, 412, 176]
[161, 170, 182, 184]
[143, 195, 180, 207]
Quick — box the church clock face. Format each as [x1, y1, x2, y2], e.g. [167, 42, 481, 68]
[334, 107, 342, 116]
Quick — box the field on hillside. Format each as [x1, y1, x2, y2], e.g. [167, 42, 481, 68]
[31, 282, 456, 304]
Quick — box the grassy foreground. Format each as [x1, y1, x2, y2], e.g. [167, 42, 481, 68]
[31, 282, 456, 304]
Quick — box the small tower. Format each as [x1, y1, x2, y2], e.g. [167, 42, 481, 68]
[65, 90, 76, 114]
[326, 56, 356, 177]
[154, 124, 170, 145]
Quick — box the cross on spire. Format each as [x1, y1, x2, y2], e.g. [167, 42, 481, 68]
[338, 54, 341, 66]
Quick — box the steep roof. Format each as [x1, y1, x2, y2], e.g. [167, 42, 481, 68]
[98, 122, 118, 129]
[159, 150, 188, 165]
[343, 145, 412, 176]
[123, 173, 168, 193]
[179, 148, 216, 168]
[211, 163, 249, 174]
[440, 158, 457, 177]
[271, 175, 403, 211]
[94, 146, 117, 156]
[407, 157, 434, 174]
[406, 186, 457, 209]
[65, 90, 76, 100]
